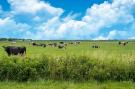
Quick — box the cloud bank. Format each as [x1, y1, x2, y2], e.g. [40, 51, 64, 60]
[0, 0, 135, 40]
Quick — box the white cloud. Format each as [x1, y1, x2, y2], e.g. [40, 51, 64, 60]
[0, 17, 31, 38]
[83, 1, 134, 32]
[94, 30, 128, 40]
[38, 0, 134, 40]
[33, 0, 135, 40]
[7, 0, 64, 27]
[0, 0, 135, 40]
[107, 30, 127, 39]
[8, 0, 63, 16]
[0, 17, 9, 25]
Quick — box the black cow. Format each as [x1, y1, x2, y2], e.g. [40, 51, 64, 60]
[92, 45, 100, 48]
[32, 42, 38, 46]
[58, 44, 67, 49]
[2, 46, 26, 56]
[32, 42, 46, 47]
[59, 42, 64, 44]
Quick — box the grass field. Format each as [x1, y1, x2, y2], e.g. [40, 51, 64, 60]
[0, 40, 135, 88]
[0, 81, 135, 89]
[0, 40, 135, 57]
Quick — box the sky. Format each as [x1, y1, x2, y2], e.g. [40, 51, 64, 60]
[0, 0, 135, 40]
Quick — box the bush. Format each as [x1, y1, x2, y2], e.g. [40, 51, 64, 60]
[0, 54, 135, 82]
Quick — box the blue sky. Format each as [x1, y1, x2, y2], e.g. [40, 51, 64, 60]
[0, 0, 108, 19]
[0, 0, 135, 40]
[43, 0, 109, 19]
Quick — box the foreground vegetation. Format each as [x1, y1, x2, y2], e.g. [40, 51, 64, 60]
[0, 52, 135, 82]
[0, 80, 135, 89]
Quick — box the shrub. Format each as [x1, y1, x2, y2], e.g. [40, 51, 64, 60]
[0, 54, 135, 82]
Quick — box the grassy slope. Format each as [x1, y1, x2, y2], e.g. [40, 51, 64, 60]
[0, 81, 135, 89]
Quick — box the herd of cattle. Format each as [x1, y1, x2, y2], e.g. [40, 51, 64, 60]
[31, 41, 81, 49]
[1, 41, 129, 56]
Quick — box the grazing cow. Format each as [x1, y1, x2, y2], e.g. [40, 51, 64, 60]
[73, 41, 80, 45]
[2, 46, 26, 56]
[47, 43, 58, 47]
[58, 44, 67, 49]
[32, 42, 46, 47]
[53, 43, 58, 47]
[48, 43, 54, 47]
[118, 41, 128, 46]
[69, 42, 74, 45]
[32, 42, 38, 46]
[76, 41, 81, 44]
[59, 42, 64, 44]
[92, 45, 100, 48]
[92, 43, 100, 48]
[39, 43, 46, 47]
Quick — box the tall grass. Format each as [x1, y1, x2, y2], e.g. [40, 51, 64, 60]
[0, 51, 135, 82]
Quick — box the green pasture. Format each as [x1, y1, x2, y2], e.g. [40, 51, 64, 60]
[0, 40, 135, 57]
